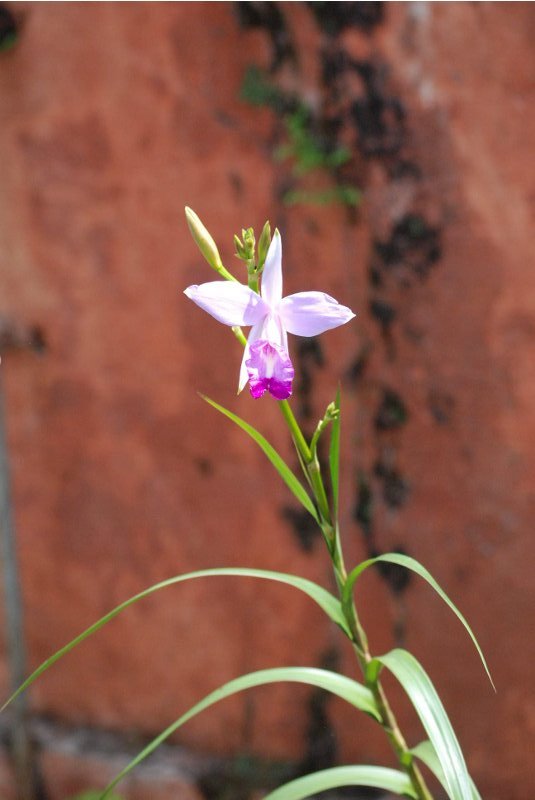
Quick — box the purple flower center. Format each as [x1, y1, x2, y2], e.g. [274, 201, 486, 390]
[246, 340, 294, 400]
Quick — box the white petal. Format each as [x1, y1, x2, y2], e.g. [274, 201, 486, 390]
[261, 230, 283, 308]
[279, 291, 356, 337]
[262, 312, 286, 348]
[184, 282, 267, 327]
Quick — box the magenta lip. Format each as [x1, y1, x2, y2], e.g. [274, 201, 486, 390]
[249, 376, 292, 400]
[246, 339, 294, 400]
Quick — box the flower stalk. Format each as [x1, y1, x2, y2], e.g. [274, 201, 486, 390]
[184, 211, 434, 799]
[278, 397, 434, 800]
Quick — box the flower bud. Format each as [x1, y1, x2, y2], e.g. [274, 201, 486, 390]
[185, 207, 223, 273]
[257, 220, 271, 270]
[242, 227, 255, 263]
[234, 234, 245, 259]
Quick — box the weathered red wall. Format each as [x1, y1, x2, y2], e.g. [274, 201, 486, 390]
[0, 3, 533, 799]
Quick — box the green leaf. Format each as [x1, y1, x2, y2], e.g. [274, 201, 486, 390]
[342, 553, 494, 690]
[1, 568, 349, 712]
[99, 668, 380, 798]
[412, 740, 482, 800]
[70, 793, 122, 800]
[263, 765, 417, 800]
[201, 395, 319, 523]
[326, 146, 352, 169]
[377, 649, 471, 800]
[329, 387, 341, 519]
[240, 65, 286, 113]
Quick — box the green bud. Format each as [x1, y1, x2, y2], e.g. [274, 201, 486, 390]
[325, 401, 339, 421]
[310, 400, 340, 457]
[234, 234, 245, 259]
[185, 207, 223, 272]
[257, 220, 271, 270]
[243, 227, 255, 262]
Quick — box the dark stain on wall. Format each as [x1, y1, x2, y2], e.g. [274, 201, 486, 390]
[307, 2, 384, 37]
[374, 388, 408, 431]
[374, 213, 441, 284]
[369, 298, 397, 335]
[236, 0, 448, 650]
[281, 505, 321, 552]
[374, 451, 410, 509]
[297, 648, 339, 777]
[235, 2, 296, 72]
[0, 4, 19, 52]
[197, 756, 294, 800]
[353, 472, 373, 538]
[293, 337, 324, 422]
[0, 317, 48, 356]
[345, 343, 372, 386]
[428, 388, 455, 425]
[350, 61, 406, 158]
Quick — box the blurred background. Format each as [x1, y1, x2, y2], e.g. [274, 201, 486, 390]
[0, 2, 533, 799]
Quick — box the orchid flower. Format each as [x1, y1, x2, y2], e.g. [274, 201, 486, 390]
[184, 230, 355, 399]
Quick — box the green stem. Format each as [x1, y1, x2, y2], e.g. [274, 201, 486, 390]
[247, 272, 259, 294]
[278, 398, 434, 800]
[229, 320, 432, 796]
[232, 326, 247, 347]
[246, 258, 260, 295]
[278, 401, 335, 550]
[278, 400, 312, 462]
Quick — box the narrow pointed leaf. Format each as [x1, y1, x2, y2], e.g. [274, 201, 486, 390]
[377, 649, 471, 800]
[72, 793, 122, 800]
[2, 568, 348, 712]
[329, 386, 341, 518]
[263, 765, 417, 800]
[342, 553, 493, 689]
[201, 395, 319, 523]
[100, 668, 380, 797]
[412, 740, 482, 800]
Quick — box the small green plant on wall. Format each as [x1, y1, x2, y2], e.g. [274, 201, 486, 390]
[241, 65, 361, 208]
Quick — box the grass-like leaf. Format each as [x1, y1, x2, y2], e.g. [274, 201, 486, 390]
[263, 765, 417, 799]
[1, 568, 349, 712]
[70, 793, 122, 800]
[412, 740, 482, 800]
[329, 387, 341, 519]
[99, 667, 381, 797]
[377, 649, 471, 800]
[342, 553, 494, 690]
[201, 395, 319, 523]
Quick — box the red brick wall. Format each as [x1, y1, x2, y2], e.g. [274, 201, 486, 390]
[0, 3, 532, 798]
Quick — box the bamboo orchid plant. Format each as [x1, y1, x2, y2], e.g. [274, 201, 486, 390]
[2, 208, 493, 800]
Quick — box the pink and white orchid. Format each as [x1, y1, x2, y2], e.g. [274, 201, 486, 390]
[184, 230, 355, 399]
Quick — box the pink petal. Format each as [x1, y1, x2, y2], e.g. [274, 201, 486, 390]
[185, 282, 267, 326]
[260, 230, 283, 308]
[238, 319, 264, 393]
[279, 291, 356, 337]
[246, 340, 294, 400]
[238, 314, 286, 393]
